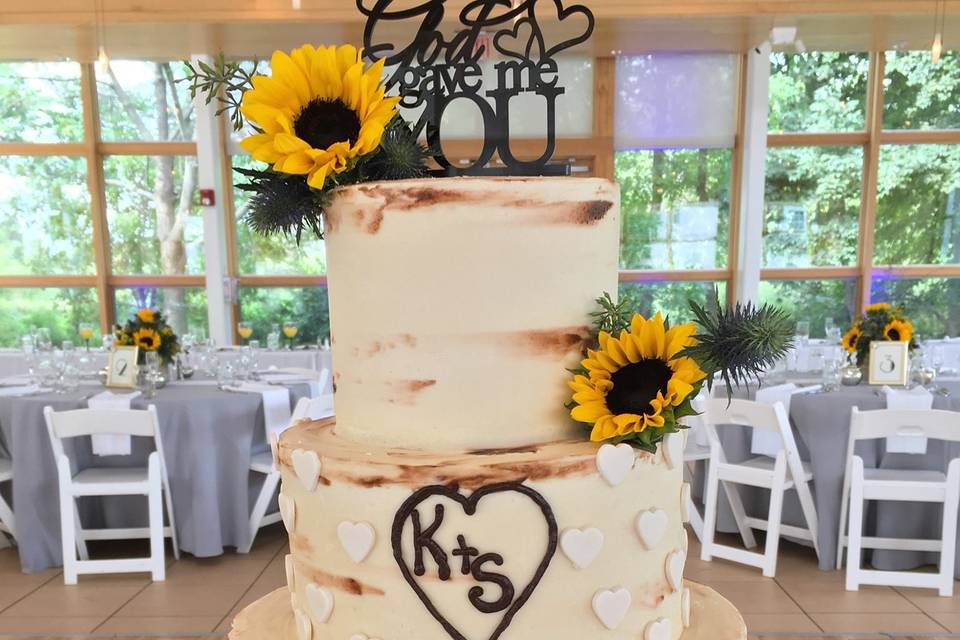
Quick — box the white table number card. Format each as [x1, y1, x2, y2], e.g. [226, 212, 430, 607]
[106, 346, 139, 389]
[868, 341, 909, 386]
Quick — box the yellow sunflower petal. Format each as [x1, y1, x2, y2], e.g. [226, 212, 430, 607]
[613, 413, 642, 435]
[571, 402, 612, 423]
[619, 329, 641, 362]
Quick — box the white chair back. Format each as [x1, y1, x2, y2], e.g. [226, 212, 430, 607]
[290, 394, 335, 423]
[44, 406, 162, 463]
[848, 407, 960, 445]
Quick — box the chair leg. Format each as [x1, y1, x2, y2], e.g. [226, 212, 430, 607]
[938, 466, 960, 597]
[701, 456, 721, 562]
[0, 491, 14, 542]
[72, 499, 89, 562]
[60, 491, 78, 585]
[795, 477, 821, 560]
[160, 470, 180, 561]
[241, 471, 281, 554]
[845, 460, 865, 592]
[721, 479, 759, 550]
[147, 457, 165, 582]
[836, 471, 851, 570]
[762, 458, 788, 578]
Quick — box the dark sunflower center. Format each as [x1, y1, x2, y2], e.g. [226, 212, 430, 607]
[139, 334, 155, 348]
[606, 358, 674, 416]
[294, 98, 361, 150]
[887, 328, 901, 340]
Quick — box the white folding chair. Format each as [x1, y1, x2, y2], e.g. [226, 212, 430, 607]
[44, 405, 179, 584]
[838, 407, 960, 595]
[700, 398, 820, 577]
[242, 392, 334, 554]
[271, 368, 330, 397]
[0, 457, 14, 547]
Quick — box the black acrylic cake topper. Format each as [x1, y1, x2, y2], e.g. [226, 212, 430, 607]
[391, 481, 559, 640]
[357, 0, 596, 176]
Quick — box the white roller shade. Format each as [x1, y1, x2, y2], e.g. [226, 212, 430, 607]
[615, 54, 738, 150]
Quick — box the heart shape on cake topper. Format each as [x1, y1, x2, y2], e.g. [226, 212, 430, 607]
[391, 482, 558, 640]
[492, 16, 545, 61]
[538, 0, 596, 58]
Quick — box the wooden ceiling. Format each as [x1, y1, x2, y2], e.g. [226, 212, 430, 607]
[0, 0, 955, 60]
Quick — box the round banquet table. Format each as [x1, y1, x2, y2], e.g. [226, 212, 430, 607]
[706, 381, 960, 574]
[0, 380, 311, 573]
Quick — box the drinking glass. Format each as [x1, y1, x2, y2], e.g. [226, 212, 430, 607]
[267, 324, 281, 351]
[821, 355, 841, 392]
[78, 323, 95, 350]
[102, 334, 115, 351]
[35, 327, 52, 351]
[283, 321, 299, 349]
[795, 320, 811, 347]
[217, 360, 238, 390]
[143, 351, 161, 399]
[238, 321, 254, 343]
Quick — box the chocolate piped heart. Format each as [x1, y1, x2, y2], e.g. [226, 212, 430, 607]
[392, 482, 558, 640]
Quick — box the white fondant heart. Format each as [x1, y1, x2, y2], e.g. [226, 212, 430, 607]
[294, 608, 312, 640]
[560, 527, 604, 569]
[337, 521, 376, 563]
[681, 527, 689, 553]
[305, 583, 334, 624]
[350, 635, 382, 640]
[666, 550, 686, 591]
[270, 432, 280, 470]
[680, 482, 691, 523]
[592, 587, 631, 630]
[596, 443, 635, 486]
[290, 592, 298, 612]
[635, 509, 668, 550]
[291, 449, 322, 492]
[682, 586, 691, 628]
[278, 493, 296, 534]
[662, 432, 683, 470]
[285, 554, 295, 592]
[645, 617, 672, 640]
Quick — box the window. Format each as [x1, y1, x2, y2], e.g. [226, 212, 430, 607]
[871, 277, 960, 339]
[764, 146, 862, 267]
[0, 155, 93, 275]
[114, 287, 208, 337]
[237, 287, 330, 344]
[104, 154, 202, 275]
[758, 279, 857, 338]
[96, 60, 195, 142]
[0, 288, 99, 346]
[768, 52, 869, 132]
[0, 62, 83, 143]
[883, 51, 960, 130]
[619, 281, 727, 321]
[616, 149, 731, 270]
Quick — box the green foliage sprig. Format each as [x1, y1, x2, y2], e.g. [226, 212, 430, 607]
[679, 289, 795, 398]
[182, 54, 260, 131]
[589, 291, 634, 335]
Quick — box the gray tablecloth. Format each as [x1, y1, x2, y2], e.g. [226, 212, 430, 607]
[709, 383, 960, 574]
[0, 381, 310, 573]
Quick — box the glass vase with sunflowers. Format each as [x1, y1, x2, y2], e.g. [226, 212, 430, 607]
[113, 308, 182, 367]
[842, 302, 916, 370]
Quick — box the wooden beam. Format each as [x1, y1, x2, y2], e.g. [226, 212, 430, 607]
[877, 129, 960, 145]
[856, 52, 885, 311]
[80, 63, 115, 335]
[0, 142, 86, 156]
[872, 264, 960, 278]
[618, 269, 729, 282]
[0, 275, 98, 287]
[237, 275, 328, 287]
[98, 141, 197, 155]
[767, 131, 870, 147]
[592, 56, 616, 181]
[109, 275, 205, 287]
[760, 266, 859, 280]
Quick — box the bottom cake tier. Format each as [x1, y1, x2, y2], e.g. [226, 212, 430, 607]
[274, 418, 696, 640]
[229, 582, 746, 640]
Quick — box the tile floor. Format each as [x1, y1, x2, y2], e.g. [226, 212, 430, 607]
[1, 526, 960, 637]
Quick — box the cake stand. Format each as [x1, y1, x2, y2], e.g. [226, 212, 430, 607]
[229, 581, 747, 640]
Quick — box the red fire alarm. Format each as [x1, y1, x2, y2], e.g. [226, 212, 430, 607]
[199, 189, 216, 207]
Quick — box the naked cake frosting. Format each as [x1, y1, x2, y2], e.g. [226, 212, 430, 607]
[263, 177, 695, 640]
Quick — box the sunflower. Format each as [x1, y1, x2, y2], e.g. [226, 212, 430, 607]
[883, 318, 913, 343]
[865, 302, 890, 314]
[239, 45, 400, 190]
[569, 313, 706, 442]
[133, 328, 161, 352]
[136, 308, 156, 324]
[842, 324, 861, 353]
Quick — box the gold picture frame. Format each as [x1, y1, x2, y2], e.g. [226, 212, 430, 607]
[106, 346, 139, 388]
[867, 341, 909, 386]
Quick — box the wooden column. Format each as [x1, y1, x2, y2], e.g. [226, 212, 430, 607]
[592, 56, 615, 180]
[856, 52, 885, 312]
[80, 63, 115, 334]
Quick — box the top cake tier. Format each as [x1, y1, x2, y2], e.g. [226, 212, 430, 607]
[324, 177, 619, 451]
